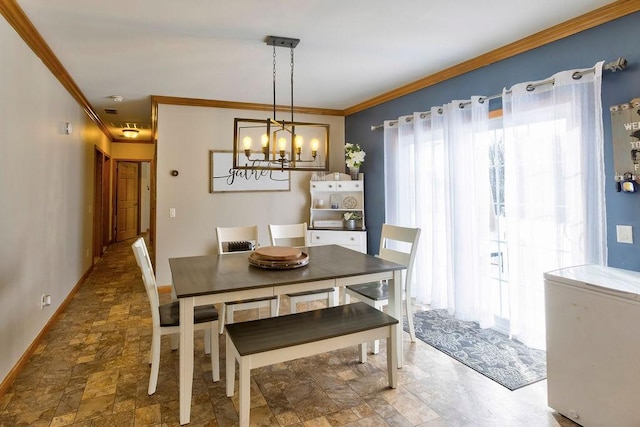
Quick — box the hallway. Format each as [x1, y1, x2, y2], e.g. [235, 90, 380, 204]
[0, 238, 574, 426]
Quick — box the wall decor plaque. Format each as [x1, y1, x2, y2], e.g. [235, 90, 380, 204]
[210, 150, 290, 193]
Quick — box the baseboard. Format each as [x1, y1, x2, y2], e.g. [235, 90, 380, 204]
[0, 264, 94, 397]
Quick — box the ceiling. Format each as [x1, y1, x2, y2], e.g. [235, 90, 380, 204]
[11, 0, 619, 141]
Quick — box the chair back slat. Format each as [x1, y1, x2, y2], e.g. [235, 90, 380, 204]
[216, 225, 259, 254]
[269, 222, 308, 247]
[379, 247, 411, 267]
[378, 224, 421, 295]
[132, 237, 161, 327]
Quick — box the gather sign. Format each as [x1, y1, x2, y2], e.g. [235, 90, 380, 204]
[210, 151, 290, 193]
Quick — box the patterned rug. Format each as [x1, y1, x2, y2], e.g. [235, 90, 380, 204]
[405, 309, 547, 390]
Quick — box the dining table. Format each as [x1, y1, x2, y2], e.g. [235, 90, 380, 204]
[169, 244, 406, 425]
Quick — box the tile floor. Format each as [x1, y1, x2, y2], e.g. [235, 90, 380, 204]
[0, 237, 578, 426]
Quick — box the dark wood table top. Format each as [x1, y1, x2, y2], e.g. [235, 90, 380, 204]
[169, 244, 405, 299]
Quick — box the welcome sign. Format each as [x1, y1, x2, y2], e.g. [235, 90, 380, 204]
[610, 98, 640, 184]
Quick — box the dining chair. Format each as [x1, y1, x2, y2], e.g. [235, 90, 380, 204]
[344, 224, 421, 354]
[216, 226, 279, 333]
[131, 237, 220, 395]
[268, 222, 339, 313]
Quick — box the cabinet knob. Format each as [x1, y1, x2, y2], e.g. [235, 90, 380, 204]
[312, 184, 316, 189]
[316, 236, 320, 240]
[328, 184, 333, 188]
[355, 184, 360, 188]
[338, 184, 342, 188]
[350, 237, 355, 241]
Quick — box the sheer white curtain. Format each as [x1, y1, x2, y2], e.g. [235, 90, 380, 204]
[502, 62, 607, 350]
[385, 97, 494, 326]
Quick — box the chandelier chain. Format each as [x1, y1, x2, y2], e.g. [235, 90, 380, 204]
[290, 47, 294, 122]
[272, 45, 277, 119]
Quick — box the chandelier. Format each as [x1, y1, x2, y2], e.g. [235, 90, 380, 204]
[233, 36, 330, 172]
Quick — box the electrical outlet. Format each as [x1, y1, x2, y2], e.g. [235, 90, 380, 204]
[169, 208, 176, 218]
[616, 225, 633, 244]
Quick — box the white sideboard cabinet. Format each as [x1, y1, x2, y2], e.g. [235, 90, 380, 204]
[307, 174, 367, 253]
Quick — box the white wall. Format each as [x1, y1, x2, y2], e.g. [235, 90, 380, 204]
[155, 103, 345, 284]
[111, 141, 154, 159]
[0, 18, 110, 382]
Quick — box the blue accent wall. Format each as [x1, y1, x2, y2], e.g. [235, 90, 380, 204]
[346, 12, 640, 270]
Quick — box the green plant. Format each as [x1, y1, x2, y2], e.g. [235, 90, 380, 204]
[343, 212, 362, 221]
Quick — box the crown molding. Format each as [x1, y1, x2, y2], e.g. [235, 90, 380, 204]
[0, 0, 115, 140]
[4, 0, 637, 127]
[151, 95, 345, 117]
[344, 0, 640, 116]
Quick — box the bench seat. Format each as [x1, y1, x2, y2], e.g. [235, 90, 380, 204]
[225, 302, 398, 427]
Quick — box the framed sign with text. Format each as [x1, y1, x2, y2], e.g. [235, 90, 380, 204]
[210, 150, 290, 193]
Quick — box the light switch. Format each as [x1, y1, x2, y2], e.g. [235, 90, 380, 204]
[169, 208, 176, 218]
[616, 225, 633, 244]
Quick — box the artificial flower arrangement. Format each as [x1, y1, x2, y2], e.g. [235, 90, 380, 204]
[345, 143, 366, 168]
[343, 212, 362, 221]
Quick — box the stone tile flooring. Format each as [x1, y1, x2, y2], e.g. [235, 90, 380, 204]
[0, 237, 578, 426]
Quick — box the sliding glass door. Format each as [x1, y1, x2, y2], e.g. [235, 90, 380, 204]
[487, 126, 510, 333]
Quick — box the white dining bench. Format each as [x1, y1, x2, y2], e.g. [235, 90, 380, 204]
[225, 302, 398, 427]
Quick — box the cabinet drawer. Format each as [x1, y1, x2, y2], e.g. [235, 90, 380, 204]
[310, 180, 363, 192]
[309, 230, 365, 249]
[335, 181, 363, 191]
[310, 181, 339, 191]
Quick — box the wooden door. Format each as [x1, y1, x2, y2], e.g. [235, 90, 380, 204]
[93, 150, 104, 258]
[116, 162, 139, 241]
[102, 157, 111, 248]
[93, 150, 112, 259]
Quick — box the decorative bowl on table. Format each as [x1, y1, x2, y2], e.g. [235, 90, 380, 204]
[248, 246, 309, 270]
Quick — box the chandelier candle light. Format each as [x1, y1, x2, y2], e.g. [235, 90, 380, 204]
[345, 143, 365, 180]
[233, 36, 330, 172]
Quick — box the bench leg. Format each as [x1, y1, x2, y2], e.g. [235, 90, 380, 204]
[226, 335, 235, 397]
[387, 326, 398, 388]
[238, 358, 251, 427]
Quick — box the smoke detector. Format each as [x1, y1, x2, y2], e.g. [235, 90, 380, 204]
[110, 95, 123, 102]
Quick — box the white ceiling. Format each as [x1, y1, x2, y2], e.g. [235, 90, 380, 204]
[15, 0, 615, 141]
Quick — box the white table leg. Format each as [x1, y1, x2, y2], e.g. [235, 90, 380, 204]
[179, 297, 194, 425]
[388, 269, 403, 368]
[238, 357, 251, 427]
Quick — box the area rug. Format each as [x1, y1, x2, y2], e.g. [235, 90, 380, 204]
[404, 309, 546, 390]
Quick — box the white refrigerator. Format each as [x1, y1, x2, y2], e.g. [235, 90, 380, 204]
[544, 265, 640, 427]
